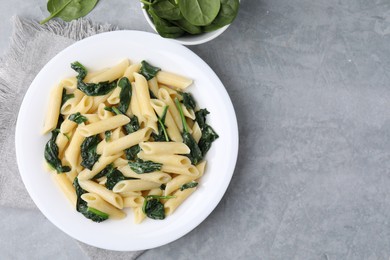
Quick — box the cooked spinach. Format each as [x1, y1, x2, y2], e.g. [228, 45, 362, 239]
[129, 159, 162, 174]
[44, 130, 71, 173]
[160, 184, 166, 190]
[61, 89, 74, 106]
[68, 112, 88, 124]
[175, 98, 202, 165]
[195, 109, 219, 156]
[140, 60, 161, 80]
[80, 135, 101, 170]
[204, 0, 240, 32]
[105, 130, 112, 142]
[179, 0, 220, 26]
[181, 92, 196, 110]
[73, 177, 108, 222]
[117, 77, 132, 114]
[71, 61, 117, 96]
[180, 181, 198, 191]
[152, 105, 169, 142]
[106, 168, 136, 190]
[92, 163, 114, 180]
[148, 9, 185, 38]
[142, 195, 176, 220]
[105, 106, 140, 135]
[40, 0, 99, 25]
[125, 145, 141, 161]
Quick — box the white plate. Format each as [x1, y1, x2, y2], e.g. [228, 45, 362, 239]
[15, 31, 238, 251]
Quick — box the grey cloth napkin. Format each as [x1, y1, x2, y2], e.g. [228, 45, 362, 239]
[0, 16, 144, 260]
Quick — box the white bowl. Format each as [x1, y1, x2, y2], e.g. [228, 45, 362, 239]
[141, 5, 232, 45]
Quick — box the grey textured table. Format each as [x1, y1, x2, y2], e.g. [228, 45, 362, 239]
[2, 0, 390, 259]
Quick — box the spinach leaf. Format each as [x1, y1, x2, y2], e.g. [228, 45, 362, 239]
[40, 0, 99, 24]
[151, 0, 182, 20]
[106, 169, 136, 190]
[68, 112, 88, 124]
[181, 92, 196, 110]
[105, 106, 140, 134]
[73, 178, 108, 222]
[148, 9, 185, 38]
[198, 124, 219, 156]
[44, 131, 71, 173]
[125, 145, 141, 161]
[152, 105, 169, 142]
[140, 60, 161, 80]
[172, 18, 202, 35]
[142, 195, 176, 220]
[179, 0, 221, 26]
[195, 109, 209, 129]
[204, 0, 240, 32]
[105, 130, 112, 142]
[180, 181, 198, 191]
[117, 77, 132, 114]
[92, 163, 114, 180]
[80, 135, 101, 170]
[71, 61, 117, 96]
[129, 159, 162, 174]
[61, 89, 74, 106]
[195, 109, 219, 156]
[160, 184, 166, 190]
[175, 98, 203, 165]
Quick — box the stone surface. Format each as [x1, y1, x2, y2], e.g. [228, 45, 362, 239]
[2, 0, 390, 259]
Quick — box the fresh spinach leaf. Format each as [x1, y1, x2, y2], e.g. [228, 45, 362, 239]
[179, 0, 220, 26]
[151, 0, 182, 20]
[105, 130, 112, 142]
[44, 130, 71, 173]
[106, 169, 136, 190]
[175, 98, 203, 165]
[140, 60, 161, 80]
[71, 61, 117, 96]
[181, 92, 196, 110]
[129, 159, 162, 174]
[40, 0, 99, 24]
[172, 18, 202, 35]
[125, 145, 141, 161]
[148, 9, 185, 38]
[73, 178, 108, 222]
[80, 135, 101, 170]
[117, 77, 132, 114]
[61, 89, 74, 106]
[68, 112, 88, 124]
[142, 195, 176, 220]
[204, 0, 240, 32]
[180, 181, 198, 191]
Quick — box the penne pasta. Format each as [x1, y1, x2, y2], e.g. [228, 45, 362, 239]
[78, 153, 123, 181]
[158, 88, 183, 132]
[119, 165, 172, 184]
[79, 115, 130, 137]
[78, 180, 124, 209]
[123, 196, 145, 208]
[89, 59, 129, 83]
[81, 193, 126, 219]
[42, 85, 63, 134]
[52, 171, 77, 208]
[162, 164, 199, 177]
[113, 180, 161, 193]
[139, 141, 190, 155]
[137, 151, 192, 167]
[156, 71, 193, 90]
[164, 187, 197, 215]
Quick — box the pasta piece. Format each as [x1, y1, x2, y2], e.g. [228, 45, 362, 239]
[196, 161, 207, 178]
[89, 59, 129, 83]
[78, 153, 123, 180]
[96, 127, 123, 154]
[156, 71, 193, 90]
[66, 169, 78, 183]
[84, 68, 109, 83]
[61, 89, 84, 115]
[81, 193, 126, 219]
[90, 93, 111, 113]
[192, 122, 202, 143]
[145, 118, 158, 134]
[148, 77, 159, 98]
[97, 103, 113, 120]
[42, 85, 63, 134]
[123, 196, 145, 208]
[181, 103, 195, 120]
[123, 63, 141, 82]
[56, 133, 69, 158]
[150, 99, 182, 142]
[103, 127, 153, 156]
[148, 188, 163, 196]
[134, 73, 158, 128]
[78, 180, 123, 209]
[162, 164, 199, 177]
[159, 85, 182, 101]
[137, 151, 192, 167]
[113, 157, 128, 168]
[164, 174, 196, 196]
[98, 176, 107, 185]
[113, 180, 160, 193]
[60, 117, 77, 134]
[64, 128, 85, 171]
[107, 87, 121, 105]
[83, 114, 100, 124]
[52, 172, 77, 208]
[119, 191, 142, 197]
[66, 95, 94, 115]
[79, 115, 130, 137]
[132, 206, 146, 224]
[60, 77, 77, 91]
[139, 141, 190, 155]
[164, 187, 197, 215]
[119, 165, 172, 184]
[158, 88, 183, 132]
[130, 82, 146, 125]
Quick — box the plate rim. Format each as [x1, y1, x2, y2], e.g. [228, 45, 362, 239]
[15, 30, 239, 251]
